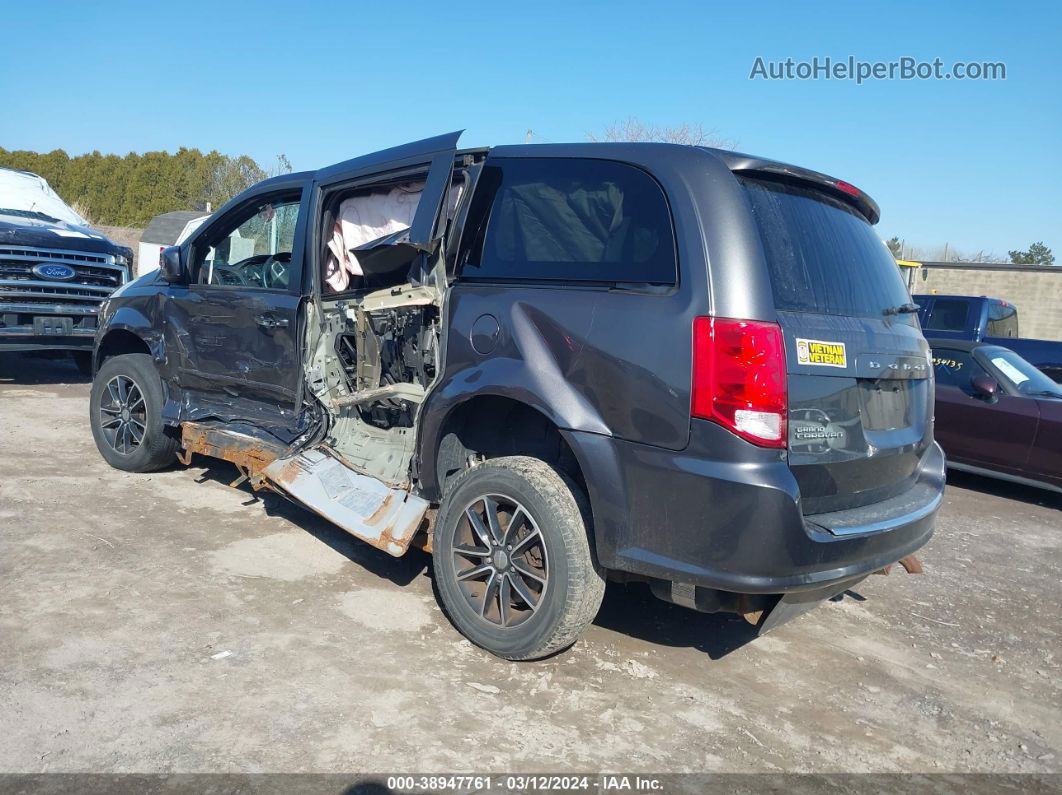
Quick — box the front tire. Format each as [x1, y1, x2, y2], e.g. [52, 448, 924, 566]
[433, 456, 605, 660]
[89, 353, 178, 472]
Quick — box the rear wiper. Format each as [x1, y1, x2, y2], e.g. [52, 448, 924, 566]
[883, 302, 920, 316]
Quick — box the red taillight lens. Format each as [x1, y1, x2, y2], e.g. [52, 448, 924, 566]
[692, 317, 788, 448]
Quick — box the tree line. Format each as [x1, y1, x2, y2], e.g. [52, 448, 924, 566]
[0, 147, 273, 228]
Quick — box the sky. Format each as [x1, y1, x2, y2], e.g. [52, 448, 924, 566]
[1, 0, 1059, 259]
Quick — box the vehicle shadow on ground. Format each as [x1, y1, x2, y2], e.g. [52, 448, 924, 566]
[947, 469, 1061, 510]
[0, 352, 90, 385]
[188, 456, 431, 588]
[593, 584, 868, 659]
[592, 581, 761, 659]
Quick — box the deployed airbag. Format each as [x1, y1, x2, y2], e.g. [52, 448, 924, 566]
[324, 183, 423, 292]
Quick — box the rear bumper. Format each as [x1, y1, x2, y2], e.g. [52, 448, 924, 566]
[567, 420, 943, 595]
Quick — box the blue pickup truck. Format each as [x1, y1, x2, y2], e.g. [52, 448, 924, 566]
[914, 294, 1062, 383]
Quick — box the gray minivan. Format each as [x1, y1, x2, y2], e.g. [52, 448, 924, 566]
[89, 132, 943, 659]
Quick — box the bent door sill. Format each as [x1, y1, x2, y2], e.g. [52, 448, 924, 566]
[264, 448, 428, 556]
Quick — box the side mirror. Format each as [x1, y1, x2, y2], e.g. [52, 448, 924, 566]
[971, 374, 1000, 400]
[159, 246, 188, 284]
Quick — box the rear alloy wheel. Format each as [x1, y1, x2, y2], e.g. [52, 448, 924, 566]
[433, 456, 605, 660]
[89, 353, 179, 472]
[450, 494, 549, 629]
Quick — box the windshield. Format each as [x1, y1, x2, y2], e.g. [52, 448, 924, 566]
[741, 176, 913, 319]
[980, 347, 1062, 398]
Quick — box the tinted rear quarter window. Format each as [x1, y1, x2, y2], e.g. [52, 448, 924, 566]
[740, 176, 911, 318]
[460, 158, 676, 284]
[925, 299, 971, 331]
[986, 302, 1018, 337]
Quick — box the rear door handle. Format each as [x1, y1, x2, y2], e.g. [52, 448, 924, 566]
[255, 314, 289, 329]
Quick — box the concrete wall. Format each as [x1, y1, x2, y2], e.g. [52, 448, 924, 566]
[912, 263, 1062, 342]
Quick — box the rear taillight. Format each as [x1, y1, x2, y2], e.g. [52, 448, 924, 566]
[691, 317, 788, 448]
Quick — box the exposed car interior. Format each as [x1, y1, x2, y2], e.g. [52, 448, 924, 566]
[302, 164, 471, 488]
[323, 181, 425, 293]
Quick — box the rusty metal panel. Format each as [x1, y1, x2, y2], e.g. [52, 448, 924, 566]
[263, 449, 427, 557]
[179, 422, 285, 473]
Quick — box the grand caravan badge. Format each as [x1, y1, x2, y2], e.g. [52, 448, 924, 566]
[796, 338, 847, 368]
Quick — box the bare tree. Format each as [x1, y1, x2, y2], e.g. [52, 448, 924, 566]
[588, 117, 733, 148]
[269, 153, 293, 177]
[903, 243, 1008, 264]
[956, 250, 1008, 264]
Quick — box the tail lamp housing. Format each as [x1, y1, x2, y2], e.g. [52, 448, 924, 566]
[692, 316, 788, 448]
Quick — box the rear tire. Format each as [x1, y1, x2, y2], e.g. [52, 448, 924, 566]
[432, 456, 605, 660]
[89, 353, 178, 472]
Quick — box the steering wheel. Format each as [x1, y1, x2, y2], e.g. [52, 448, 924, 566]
[262, 252, 291, 289]
[224, 253, 272, 287]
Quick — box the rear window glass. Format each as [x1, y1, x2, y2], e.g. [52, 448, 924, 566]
[740, 176, 911, 319]
[461, 158, 677, 284]
[986, 302, 1018, 338]
[925, 299, 971, 331]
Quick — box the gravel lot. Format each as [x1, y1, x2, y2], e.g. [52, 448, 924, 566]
[0, 352, 1059, 775]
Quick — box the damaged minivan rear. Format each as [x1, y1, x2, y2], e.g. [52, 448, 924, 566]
[89, 133, 942, 659]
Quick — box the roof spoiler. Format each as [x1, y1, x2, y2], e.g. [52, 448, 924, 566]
[733, 163, 881, 224]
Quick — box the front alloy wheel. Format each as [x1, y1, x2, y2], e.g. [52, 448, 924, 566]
[89, 352, 179, 472]
[98, 374, 147, 455]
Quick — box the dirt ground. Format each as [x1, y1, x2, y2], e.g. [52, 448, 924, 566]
[0, 351, 1059, 775]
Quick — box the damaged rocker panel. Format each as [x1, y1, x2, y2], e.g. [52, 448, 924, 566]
[177, 422, 427, 557]
[263, 449, 428, 557]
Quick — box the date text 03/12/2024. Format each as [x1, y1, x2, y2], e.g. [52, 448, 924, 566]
[384, 775, 665, 791]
